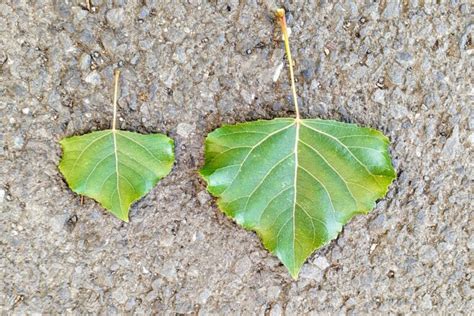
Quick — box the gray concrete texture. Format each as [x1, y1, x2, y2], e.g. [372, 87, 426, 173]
[1, 0, 473, 314]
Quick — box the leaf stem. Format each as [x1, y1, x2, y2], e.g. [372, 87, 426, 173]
[276, 8, 300, 120]
[112, 69, 120, 131]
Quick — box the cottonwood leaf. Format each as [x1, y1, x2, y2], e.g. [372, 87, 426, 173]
[200, 118, 395, 278]
[59, 130, 174, 221]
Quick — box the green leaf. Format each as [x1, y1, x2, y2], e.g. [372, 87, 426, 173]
[200, 118, 395, 278]
[59, 130, 174, 221]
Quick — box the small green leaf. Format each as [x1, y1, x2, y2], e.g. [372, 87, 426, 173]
[200, 118, 395, 278]
[59, 130, 174, 221]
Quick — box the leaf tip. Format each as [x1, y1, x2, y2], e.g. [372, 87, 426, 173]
[117, 213, 129, 222]
[289, 269, 300, 280]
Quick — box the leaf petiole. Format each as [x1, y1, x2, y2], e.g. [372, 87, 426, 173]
[112, 69, 121, 131]
[276, 8, 300, 120]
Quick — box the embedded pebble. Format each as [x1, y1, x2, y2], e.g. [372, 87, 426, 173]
[112, 288, 128, 305]
[442, 125, 460, 160]
[372, 89, 386, 104]
[313, 256, 330, 270]
[176, 123, 195, 138]
[84, 71, 101, 85]
[106, 8, 124, 28]
[13, 136, 24, 149]
[234, 256, 252, 276]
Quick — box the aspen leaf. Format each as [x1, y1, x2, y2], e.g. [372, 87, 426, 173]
[199, 9, 395, 278]
[59, 130, 174, 221]
[59, 70, 174, 221]
[200, 118, 395, 278]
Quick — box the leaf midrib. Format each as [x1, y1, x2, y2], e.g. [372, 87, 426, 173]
[112, 130, 123, 218]
[291, 118, 300, 273]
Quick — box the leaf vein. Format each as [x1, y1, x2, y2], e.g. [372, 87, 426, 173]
[83, 152, 115, 190]
[220, 123, 295, 197]
[117, 132, 164, 165]
[297, 166, 337, 219]
[299, 139, 358, 208]
[242, 152, 294, 213]
[70, 132, 112, 170]
[301, 122, 382, 188]
[256, 186, 293, 225]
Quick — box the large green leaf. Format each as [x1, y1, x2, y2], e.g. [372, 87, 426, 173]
[59, 130, 174, 221]
[200, 118, 395, 278]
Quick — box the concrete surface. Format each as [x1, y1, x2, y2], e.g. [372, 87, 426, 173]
[1, 0, 473, 314]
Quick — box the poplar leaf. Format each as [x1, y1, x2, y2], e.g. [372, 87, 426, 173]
[59, 130, 174, 221]
[200, 118, 395, 278]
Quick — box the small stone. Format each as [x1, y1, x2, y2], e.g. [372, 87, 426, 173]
[372, 89, 385, 104]
[176, 122, 195, 138]
[130, 54, 140, 65]
[199, 289, 211, 304]
[272, 102, 283, 111]
[370, 243, 378, 254]
[112, 288, 128, 305]
[50, 215, 66, 233]
[388, 64, 405, 86]
[197, 190, 210, 205]
[317, 290, 328, 303]
[467, 133, 474, 146]
[419, 245, 438, 264]
[313, 256, 330, 270]
[101, 31, 117, 53]
[467, 235, 474, 250]
[421, 294, 432, 310]
[138, 6, 150, 19]
[240, 89, 255, 104]
[266, 286, 281, 300]
[269, 303, 283, 316]
[21, 108, 30, 114]
[0, 189, 5, 203]
[234, 256, 252, 276]
[79, 54, 91, 71]
[125, 298, 136, 311]
[74, 8, 87, 21]
[145, 290, 158, 302]
[160, 261, 177, 279]
[106, 8, 125, 28]
[13, 135, 24, 149]
[442, 125, 460, 160]
[396, 52, 415, 66]
[299, 264, 323, 281]
[301, 67, 314, 81]
[151, 278, 162, 291]
[273, 62, 284, 82]
[84, 71, 101, 85]
[58, 286, 71, 301]
[383, 2, 400, 19]
[48, 90, 63, 112]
